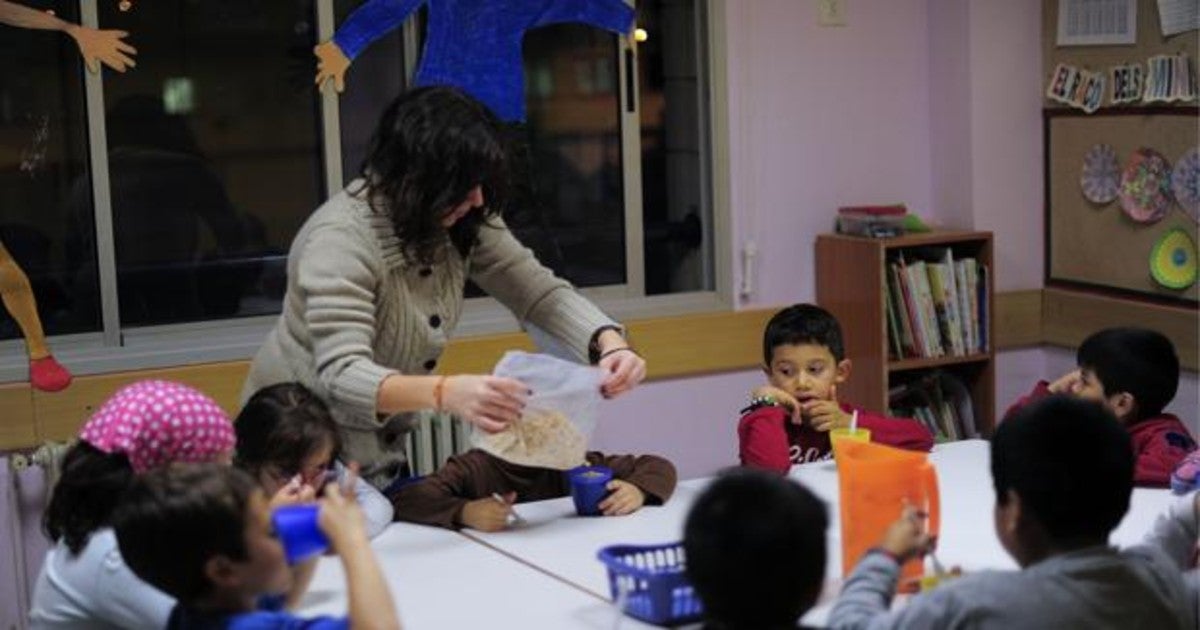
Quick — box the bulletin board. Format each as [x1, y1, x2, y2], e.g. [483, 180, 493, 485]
[1044, 107, 1198, 304]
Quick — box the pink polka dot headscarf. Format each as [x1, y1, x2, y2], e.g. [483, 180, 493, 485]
[79, 380, 235, 474]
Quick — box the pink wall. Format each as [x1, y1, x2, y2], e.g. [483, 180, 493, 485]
[599, 0, 1194, 478]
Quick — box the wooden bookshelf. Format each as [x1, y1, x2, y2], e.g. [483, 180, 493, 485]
[816, 230, 996, 438]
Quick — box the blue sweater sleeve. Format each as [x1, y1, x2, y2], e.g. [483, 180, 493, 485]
[533, 0, 634, 33]
[332, 0, 424, 60]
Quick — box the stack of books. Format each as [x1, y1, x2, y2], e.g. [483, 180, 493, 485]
[884, 247, 989, 359]
[889, 371, 979, 441]
[835, 204, 908, 238]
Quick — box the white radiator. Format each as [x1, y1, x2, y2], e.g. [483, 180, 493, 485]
[403, 412, 473, 477]
[1, 442, 70, 630]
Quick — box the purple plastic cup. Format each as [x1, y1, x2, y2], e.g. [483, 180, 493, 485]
[272, 504, 328, 564]
[568, 465, 614, 516]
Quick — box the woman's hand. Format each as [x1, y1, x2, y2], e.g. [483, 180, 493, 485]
[440, 375, 529, 432]
[313, 40, 349, 93]
[595, 329, 645, 398]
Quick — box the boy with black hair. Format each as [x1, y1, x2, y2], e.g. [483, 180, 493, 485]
[829, 395, 1194, 629]
[1005, 326, 1195, 486]
[684, 468, 828, 630]
[740, 304, 933, 472]
[112, 463, 399, 630]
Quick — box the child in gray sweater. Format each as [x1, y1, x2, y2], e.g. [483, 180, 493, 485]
[829, 395, 1195, 630]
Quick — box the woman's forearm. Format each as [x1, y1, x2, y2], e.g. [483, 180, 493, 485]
[375, 373, 441, 415]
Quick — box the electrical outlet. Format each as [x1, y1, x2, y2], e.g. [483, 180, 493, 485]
[818, 0, 847, 27]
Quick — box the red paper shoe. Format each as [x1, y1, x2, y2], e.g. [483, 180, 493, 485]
[30, 355, 72, 392]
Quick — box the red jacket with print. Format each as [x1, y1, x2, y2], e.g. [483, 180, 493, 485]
[1004, 381, 1198, 487]
[738, 402, 934, 474]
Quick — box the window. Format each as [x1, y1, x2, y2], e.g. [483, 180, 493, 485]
[0, 0, 724, 380]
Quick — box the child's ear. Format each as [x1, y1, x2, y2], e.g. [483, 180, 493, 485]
[835, 359, 852, 383]
[999, 488, 1022, 535]
[204, 555, 241, 590]
[761, 362, 772, 378]
[1108, 391, 1136, 422]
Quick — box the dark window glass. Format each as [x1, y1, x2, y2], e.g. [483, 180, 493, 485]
[0, 1, 98, 340]
[86, 0, 324, 327]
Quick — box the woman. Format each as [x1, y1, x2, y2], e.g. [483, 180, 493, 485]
[242, 86, 646, 488]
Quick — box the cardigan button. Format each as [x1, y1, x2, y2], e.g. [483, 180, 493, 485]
[419, 267, 432, 277]
[429, 314, 442, 328]
[423, 359, 437, 371]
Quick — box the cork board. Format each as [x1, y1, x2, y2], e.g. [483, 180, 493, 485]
[1042, 0, 1198, 111]
[1044, 107, 1199, 304]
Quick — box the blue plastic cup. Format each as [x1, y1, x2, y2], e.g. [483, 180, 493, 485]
[272, 504, 328, 564]
[568, 465, 614, 516]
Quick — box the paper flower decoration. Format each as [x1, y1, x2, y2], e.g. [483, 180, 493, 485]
[1119, 148, 1173, 224]
[1171, 147, 1200, 223]
[1149, 227, 1197, 290]
[1080, 144, 1120, 204]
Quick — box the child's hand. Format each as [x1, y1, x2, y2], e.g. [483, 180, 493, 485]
[270, 475, 316, 508]
[459, 493, 516, 532]
[752, 385, 801, 422]
[804, 385, 852, 432]
[317, 482, 368, 551]
[880, 505, 933, 563]
[599, 480, 646, 516]
[1048, 369, 1082, 394]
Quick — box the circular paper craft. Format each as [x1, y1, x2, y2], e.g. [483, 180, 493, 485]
[1119, 148, 1173, 224]
[1149, 228, 1197, 290]
[1171, 147, 1200, 223]
[1080, 144, 1120, 204]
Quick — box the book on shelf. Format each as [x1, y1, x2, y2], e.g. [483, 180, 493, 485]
[886, 249, 989, 359]
[888, 371, 978, 441]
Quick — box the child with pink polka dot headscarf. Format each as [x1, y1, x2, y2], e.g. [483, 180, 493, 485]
[29, 380, 236, 629]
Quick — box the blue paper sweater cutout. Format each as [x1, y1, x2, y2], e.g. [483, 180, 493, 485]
[333, 0, 634, 122]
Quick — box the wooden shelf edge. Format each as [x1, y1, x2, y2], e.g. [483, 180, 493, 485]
[888, 353, 993, 373]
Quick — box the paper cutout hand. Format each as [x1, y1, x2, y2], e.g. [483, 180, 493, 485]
[314, 40, 349, 93]
[68, 25, 137, 73]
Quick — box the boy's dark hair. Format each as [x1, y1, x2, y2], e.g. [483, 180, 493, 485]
[112, 463, 258, 602]
[1076, 327, 1179, 421]
[992, 395, 1133, 546]
[42, 441, 134, 555]
[234, 383, 341, 479]
[684, 468, 828, 629]
[357, 85, 510, 265]
[763, 303, 846, 364]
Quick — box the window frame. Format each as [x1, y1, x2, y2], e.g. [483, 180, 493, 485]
[0, 0, 732, 383]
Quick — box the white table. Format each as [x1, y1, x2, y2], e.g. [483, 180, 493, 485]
[298, 440, 1174, 629]
[297, 522, 658, 629]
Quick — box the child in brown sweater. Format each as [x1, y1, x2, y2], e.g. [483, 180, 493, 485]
[391, 449, 677, 531]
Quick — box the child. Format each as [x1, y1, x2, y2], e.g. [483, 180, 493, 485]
[112, 463, 399, 629]
[684, 468, 828, 630]
[828, 395, 1194, 629]
[1004, 326, 1196, 487]
[740, 304, 933, 472]
[235, 383, 394, 537]
[30, 380, 237, 629]
[391, 448, 676, 532]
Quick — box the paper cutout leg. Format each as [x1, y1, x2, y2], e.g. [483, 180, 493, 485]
[0, 241, 71, 391]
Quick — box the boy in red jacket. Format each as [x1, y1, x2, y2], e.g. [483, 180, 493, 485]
[1004, 327, 1195, 487]
[739, 304, 933, 473]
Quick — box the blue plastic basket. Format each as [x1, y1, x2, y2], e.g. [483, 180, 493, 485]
[596, 542, 703, 626]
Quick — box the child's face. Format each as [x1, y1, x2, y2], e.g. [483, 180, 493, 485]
[235, 490, 293, 597]
[1073, 368, 1133, 421]
[262, 440, 335, 496]
[764, 343, 850, 405]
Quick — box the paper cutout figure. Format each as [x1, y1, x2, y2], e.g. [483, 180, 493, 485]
[1119, 148, 1173, 224]
[0, 1, 139, 391]
[314, 0, 634, 121]
[1172, 147, 1200, 223]
[1080, 144, 1120, 204]
[1149, 227, 1197, 290]
[1109, 63, 1143, 104]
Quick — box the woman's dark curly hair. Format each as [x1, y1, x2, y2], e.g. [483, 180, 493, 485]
[355, 86, 510, 264]
[42, 441, 135, 555]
